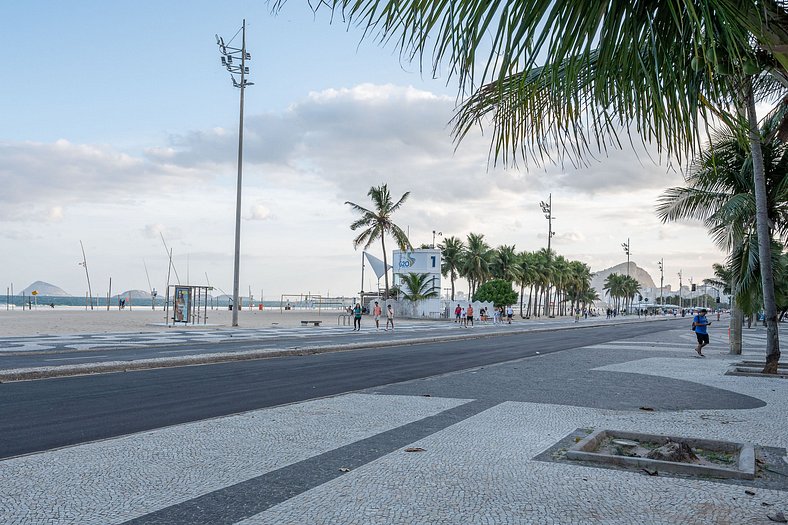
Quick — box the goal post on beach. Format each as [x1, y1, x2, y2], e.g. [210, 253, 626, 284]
[279, 294, 355, 315]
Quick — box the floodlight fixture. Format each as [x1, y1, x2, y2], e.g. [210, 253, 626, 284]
[622, 238, 631, 276]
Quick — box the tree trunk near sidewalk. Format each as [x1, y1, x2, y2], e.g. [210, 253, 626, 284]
[381, 236, 389, 299]
[745, 78, 781, 373]
[729, 249, 742, 355]
[730, 301, 743, 355]
[519, 283, 525, 318]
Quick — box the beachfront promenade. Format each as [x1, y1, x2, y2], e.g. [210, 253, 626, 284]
[0, 313, 785, 524]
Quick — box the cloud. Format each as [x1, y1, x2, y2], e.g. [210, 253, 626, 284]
[157, 84, 685, 205]
[0, 140, 205, 221]
[48, 206, 64, 221]
[247, 204, 271, 221]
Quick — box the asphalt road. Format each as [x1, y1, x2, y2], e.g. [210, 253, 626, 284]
[0, 317, 629, 369]
[0, 321, 683, 459]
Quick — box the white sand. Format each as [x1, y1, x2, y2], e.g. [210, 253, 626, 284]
[0, 306, 361, 337]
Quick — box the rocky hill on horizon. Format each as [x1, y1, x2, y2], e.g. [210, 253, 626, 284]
[590, 262, 656, 300]
[20, 281, 71, 297]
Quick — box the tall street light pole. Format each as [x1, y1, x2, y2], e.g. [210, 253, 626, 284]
[539, 194, 555, 316]
[621, 238, 631, 277]
[217, 20, 253, 327]
[658, 258, 664, 307]
[678, 270, 683, 309]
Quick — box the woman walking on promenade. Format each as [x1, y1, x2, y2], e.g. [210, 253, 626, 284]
[352, 303, 362, 331]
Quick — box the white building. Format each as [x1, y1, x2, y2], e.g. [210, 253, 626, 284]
[392, 248, 442, 317]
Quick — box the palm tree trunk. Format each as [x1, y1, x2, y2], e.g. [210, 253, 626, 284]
[519, 283, 525, 317]
[381, 236, 389, 299]
[450, 272, 456, 301]
[527, 285, 534, 317]
[745, 78, 781, 373]
[730, 299, 743, 355]
[729, 240, 743, 355]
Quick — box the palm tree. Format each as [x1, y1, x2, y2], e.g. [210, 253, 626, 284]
[657, 112, 788, 362]
[490, 245, 521, 283]
[462, 233, 492, 297]
[345, 184, 412, 299]
[604, 273, 627, 312]
[622, 275, 641, 312]
[516, 251, 538, 318]
[439, 236, 465, 301]
[549, 255, 570, 316]
[399, 272, 440, 301]
[565, 260, 593, 315]
[530, 249, 552, 317]
[300, 0, 788, 370]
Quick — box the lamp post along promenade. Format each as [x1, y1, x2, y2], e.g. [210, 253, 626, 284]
[539, 194, 555, 316]
[216, 20, 253, 327]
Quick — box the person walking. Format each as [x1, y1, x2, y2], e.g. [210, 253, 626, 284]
[466, 304, 474, 327]
[692, 308, 711, 357]
[454, 304, 462, 323]
[506, 305, 513, 324]
[385, 304, 394, 331]
[372, 301, 382, 331]
[352, 302, 362, 331]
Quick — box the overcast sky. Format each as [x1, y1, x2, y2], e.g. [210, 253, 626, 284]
[1, 1, 728, 299]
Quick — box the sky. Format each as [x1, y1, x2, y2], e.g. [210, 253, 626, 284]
[1, 1, 729, 299]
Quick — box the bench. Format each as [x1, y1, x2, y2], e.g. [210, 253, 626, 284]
[300, 320, 322, 327]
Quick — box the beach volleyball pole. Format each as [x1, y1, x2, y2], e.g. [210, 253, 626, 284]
[79, 240, 94, 310]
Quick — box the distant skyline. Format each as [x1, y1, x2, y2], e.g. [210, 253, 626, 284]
[2, 2, 731, 299]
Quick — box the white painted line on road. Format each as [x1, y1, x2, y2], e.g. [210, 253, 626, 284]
[46, 355, 108, 361]
[158, 349, 199, 354]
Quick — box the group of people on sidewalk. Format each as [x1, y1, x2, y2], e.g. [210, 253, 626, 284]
[350, 301, 394, 332]
[453, 304, 514, 327]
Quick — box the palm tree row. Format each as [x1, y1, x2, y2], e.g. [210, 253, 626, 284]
[602, 273, 641, 314]
[439, 235, 598, 318]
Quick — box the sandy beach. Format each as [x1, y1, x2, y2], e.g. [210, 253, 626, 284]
[0, 306, 367, 337]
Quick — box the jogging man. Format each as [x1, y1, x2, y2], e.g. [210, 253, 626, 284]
[692, 308, 711, 357]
